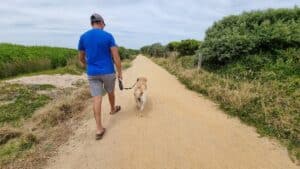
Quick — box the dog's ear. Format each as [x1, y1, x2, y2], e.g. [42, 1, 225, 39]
[137, 78, 139, 82]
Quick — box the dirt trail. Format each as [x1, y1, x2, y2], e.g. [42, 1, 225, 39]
[45, 55, 298, 169]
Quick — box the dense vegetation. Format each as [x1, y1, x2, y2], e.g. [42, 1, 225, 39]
[201, 7, 300, 65]
[167, 39, 201, 56]
[0, 43, 138, 79]
[141, 39, 201, 57]
[0, 43, 79, 79]
[143, 7, 300, 162]
[118, 46, 139, 60]
[141, 43, 167, 57]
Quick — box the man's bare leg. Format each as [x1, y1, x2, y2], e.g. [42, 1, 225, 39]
[93, 96, 104, 134]
[108, 91, 115, 113]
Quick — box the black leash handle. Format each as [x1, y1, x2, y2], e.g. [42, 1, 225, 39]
[118, 78, 137, 90]
[118, 78, 124, 90]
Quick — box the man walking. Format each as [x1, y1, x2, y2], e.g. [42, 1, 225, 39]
[78, 13, 122, 140]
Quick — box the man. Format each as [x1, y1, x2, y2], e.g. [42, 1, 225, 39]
[78, 13, 122, 140]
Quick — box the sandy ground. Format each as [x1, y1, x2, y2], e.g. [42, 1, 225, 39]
[7, 74, 86, 88]
[45, 55, 298, 169]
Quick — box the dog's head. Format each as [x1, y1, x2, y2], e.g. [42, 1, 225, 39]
[137, 77, 147, 83]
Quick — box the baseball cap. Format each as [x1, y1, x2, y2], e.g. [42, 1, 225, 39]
[90, 13, 105, 25]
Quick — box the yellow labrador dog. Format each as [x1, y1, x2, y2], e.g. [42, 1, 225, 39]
[134, 77, 147, 114]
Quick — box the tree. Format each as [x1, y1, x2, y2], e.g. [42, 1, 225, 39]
[166, 41, 180, 51]
[140, 43, 167, 57]
[177, 39, 201, 56]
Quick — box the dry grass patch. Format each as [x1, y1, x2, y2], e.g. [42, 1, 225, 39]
[0, 85, 92, 169]
[36, 86, 90, 127]
[152, 56, 300, 164]
[0, 127, 22, 145]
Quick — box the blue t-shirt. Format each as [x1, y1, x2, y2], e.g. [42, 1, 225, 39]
[78, 28, 117, 75]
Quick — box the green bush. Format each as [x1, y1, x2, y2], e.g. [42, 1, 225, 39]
[166, 41, 180, 51]
[166, 40, 201, 56]
[140, 43, 167, 57]
[176, 39, 201, 56]
[141, 40, 201, 58]
[118, 46, 139, 60]
[201, 7, 300, 64]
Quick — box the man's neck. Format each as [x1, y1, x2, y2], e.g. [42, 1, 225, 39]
[92, 26, 103, 30]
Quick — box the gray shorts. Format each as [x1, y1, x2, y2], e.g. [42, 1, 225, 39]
[88, 73, 116, 97]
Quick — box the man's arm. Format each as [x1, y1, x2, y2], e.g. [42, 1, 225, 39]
[78, 51, 86, 67]
[111, 47, 122, 79]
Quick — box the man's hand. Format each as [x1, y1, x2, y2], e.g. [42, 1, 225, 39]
[117, 73, 123, 80]
[110, 47, 122, 79]
[78, 51, 86, 68]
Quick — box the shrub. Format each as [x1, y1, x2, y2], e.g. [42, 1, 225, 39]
[140, 43, 167, 57]
[166, 41, 180, 51]
[201, 7, 300, 65]
[176, 39, 201, 56]
[118, 46, 139, 60]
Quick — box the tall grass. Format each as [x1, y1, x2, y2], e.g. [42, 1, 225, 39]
[0, 43, 138, 79]
[152, 56, 300, 163]
[0, 43, 78, 79]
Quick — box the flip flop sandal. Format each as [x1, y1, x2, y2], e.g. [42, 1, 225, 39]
[110, 105, 121, 115]
[95, 128, 106, 140]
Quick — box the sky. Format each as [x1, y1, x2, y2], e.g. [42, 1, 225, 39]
[0, 0, 299, 49]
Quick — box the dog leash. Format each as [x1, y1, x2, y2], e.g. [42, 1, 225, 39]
[118, 78, 137, 90]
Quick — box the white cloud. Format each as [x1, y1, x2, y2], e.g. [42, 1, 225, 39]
[0, 0, 299, 49]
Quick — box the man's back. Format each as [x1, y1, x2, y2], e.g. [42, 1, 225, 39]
[78, 13, 122, 140]
[78, 28, 116, 76]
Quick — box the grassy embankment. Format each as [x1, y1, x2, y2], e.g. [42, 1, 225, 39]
[0, 43, 138, 168]
[0, 43, 84, 79]
[0, 43, 138, 80]
[146, 7, 300, 163]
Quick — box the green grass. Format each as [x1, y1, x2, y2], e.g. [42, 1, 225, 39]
[0, 43, 78, 79]
[0, 43, 138, 80]
[152, 56, 300, 163]
[0, 134, 37, 165]
[0, 83, 52, 126]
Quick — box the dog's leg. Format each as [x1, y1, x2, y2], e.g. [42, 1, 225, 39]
[141, 94, 146, 111]
[135, 99, 141, 116]
[139, 101, 145, 117]
[135, 99, 140, 109]
[140, 101, 144, 111]
[139, 105, 144, 117]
